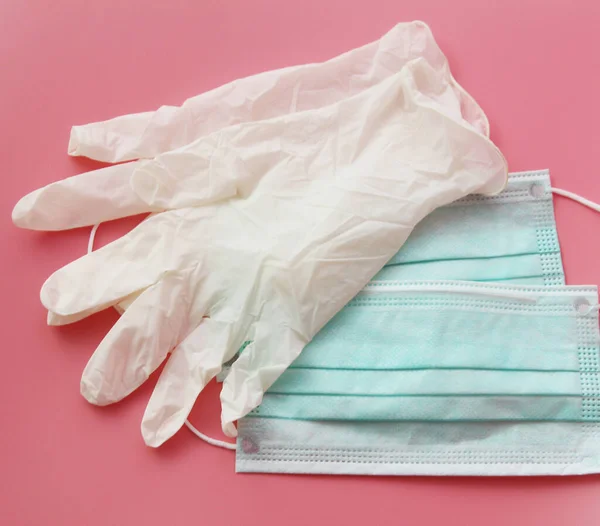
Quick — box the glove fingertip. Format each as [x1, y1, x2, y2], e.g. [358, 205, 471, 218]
[220, 388, 242, 438]
[40, 280, 59, 312]
[141, 420, 171, 448]
[12, 190, 39, 229]
[80, 377, 101, 405]
[222, 420, 238, 438]
[68, 126, 82, 156]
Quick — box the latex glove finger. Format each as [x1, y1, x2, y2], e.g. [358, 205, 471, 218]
[12, 162, 162, 231]
[47, 290, 140, 326]
[13, 134, 240, 231]
[220, 322, 307, 437]
[80, 271, 194, 405]
[66, 21, 488, 164]
[40, 213, 176, 319]
[47, 310, 92, 326]
[141, 317, 242, 447]
[68, 107, 182, 163]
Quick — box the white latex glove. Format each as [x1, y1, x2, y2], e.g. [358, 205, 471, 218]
[13, 59, 507, 446]
[67, 21, 489, 165]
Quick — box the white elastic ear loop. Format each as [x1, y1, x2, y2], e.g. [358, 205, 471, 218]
[87, 223, 237, 451]
[184, 421, 237, 450]
[552, 187, 600, 213]
[88, 223, 100, 253]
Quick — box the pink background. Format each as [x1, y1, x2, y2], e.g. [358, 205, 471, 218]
[2, 1, 600, 524]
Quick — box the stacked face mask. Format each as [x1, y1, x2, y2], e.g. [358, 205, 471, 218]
[236, 281, 600, 476]
[234, 170, 600, 476]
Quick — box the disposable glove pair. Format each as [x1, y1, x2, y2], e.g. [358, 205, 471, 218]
[12, 23, 507, 446]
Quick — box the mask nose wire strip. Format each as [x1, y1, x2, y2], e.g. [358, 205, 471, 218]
[87, 222, 237, 451]
[552, 187, 600, 213]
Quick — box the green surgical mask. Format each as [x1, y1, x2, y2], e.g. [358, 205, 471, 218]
[250, 281, 599, 422]
[237, 281, 600, 475]
[375, 168, 563, 285]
